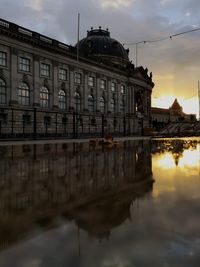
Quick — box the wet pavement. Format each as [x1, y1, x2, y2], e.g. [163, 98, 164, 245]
[0, 137, 199, 267]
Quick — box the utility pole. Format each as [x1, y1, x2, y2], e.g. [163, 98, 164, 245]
[77, 13, 80, 61]
[198, 80, 200, 121]
[125, 41, 146, 67]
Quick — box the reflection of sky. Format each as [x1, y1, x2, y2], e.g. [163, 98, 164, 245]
[0, 142, 200, 267]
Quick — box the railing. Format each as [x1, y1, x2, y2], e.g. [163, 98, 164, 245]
[0, 18, 71, 51]
[18, 27, 32, 37]
[0, 107, 138, 140]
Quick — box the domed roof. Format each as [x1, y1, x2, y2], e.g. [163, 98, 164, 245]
[76, 27, 129, 65]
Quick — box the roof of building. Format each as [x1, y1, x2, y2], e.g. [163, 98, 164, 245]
[151, 107, 169, 114]
[76, 27, 129, 64]
[170, 98, 182, 110]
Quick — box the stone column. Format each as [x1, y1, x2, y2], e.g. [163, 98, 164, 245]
[84, 71, 88, 111]
[52, 61, 58, 109]
[96, 75, 100, 111]
[107, 79, 111, 112]
[33, 54, 40, 107]
[9, 47, 18, 105]
[69, 66, 74, 110]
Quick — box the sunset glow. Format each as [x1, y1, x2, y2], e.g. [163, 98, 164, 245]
[152, 95, 199, 117]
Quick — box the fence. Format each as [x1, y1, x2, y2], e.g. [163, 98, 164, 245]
[0, 107, 141, 140]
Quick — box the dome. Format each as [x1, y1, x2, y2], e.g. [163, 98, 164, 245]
[76, 27, 129, 65]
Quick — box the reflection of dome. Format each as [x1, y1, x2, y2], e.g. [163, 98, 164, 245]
[76, 27, 129, 66]
[67, 179, 154, 239]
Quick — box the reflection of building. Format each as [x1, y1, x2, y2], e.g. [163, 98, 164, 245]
[0, 18, 154, 139]
[0, 140, 153, 249]
[152, 98, 196, 130]
[151, 139, 199, 166]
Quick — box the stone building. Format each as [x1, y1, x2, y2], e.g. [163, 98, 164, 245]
[0, 18, 154, 139]
[151, 98, 196, 130]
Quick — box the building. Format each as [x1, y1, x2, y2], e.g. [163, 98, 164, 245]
[151, 98, 196, 130]
[0, 18, 154, 139]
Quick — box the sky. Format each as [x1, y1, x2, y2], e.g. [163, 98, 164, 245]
[0, 0, 200, 117]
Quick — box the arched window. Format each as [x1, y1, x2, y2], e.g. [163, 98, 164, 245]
[74, 92, 81, 112]
[110, 98, 115, 113]
[18, 82, 30, 106]
[0, 78, 6, 104]
[40, 86, 49, 108]
[88, 94, 94, 112]
[58, 89, 66, 110]
[100, 96, 105, 113]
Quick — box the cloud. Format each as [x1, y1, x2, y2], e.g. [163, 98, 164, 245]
[0, 0, 199, 115]
[28, 0, 43, 11]
[98, 0, 134, 9]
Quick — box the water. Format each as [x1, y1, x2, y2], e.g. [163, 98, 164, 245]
[0, 138, 199, 267]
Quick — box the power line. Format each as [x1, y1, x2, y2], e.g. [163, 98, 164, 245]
[124, 26, 200, 66]
[125, 26, 200, 45]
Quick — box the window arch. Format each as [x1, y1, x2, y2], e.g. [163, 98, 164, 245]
[88, 94, 94, 112]
[40, 86, 49, 108]
[58, 89, 66, 110]
[0, 78, 6, 104]
[100, 96, 105, 113]
[110, 98, 115, 113]
[74, 91, 81, 112]
[18, 82, 30, 106]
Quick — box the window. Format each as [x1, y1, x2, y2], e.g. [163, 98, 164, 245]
[62, 117, 68, 133]
[88, 94, 94, 112]
[74, 72, 82, 84]
[100, 79, 106, 90]
[18, 82, 30, 106]
[19, 57, 30, 72]
[0, 78, 6, 104]
[74, 92, 81, 112]
[111, 82, 116, 92]
[110, 98, 115, 113]
[100, 97, 105, 113]
[58, 89, 66, 110]
[40, 63, 50, 77]
[40, 86, 49, 108]
[88, 76, 95, 87]
[44, 116, 51, 126]
[59, 68, 67, 80]
[62, 117, 68, 125]
[0, 52, 7, 66]
[120, 98, 125, 114]
[23, 115, 31, 125]
[0, 113, 7, 124]
[121, 84, 125, 94]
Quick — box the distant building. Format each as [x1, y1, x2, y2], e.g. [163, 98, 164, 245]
[0, 18, 154, 139]
[151, 98, 196, 130]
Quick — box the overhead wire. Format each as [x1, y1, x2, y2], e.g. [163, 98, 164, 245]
[124, 26, 200, 45]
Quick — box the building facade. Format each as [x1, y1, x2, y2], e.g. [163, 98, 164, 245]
[0, 18, 154, 139]
[151, 98, 196, 130]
